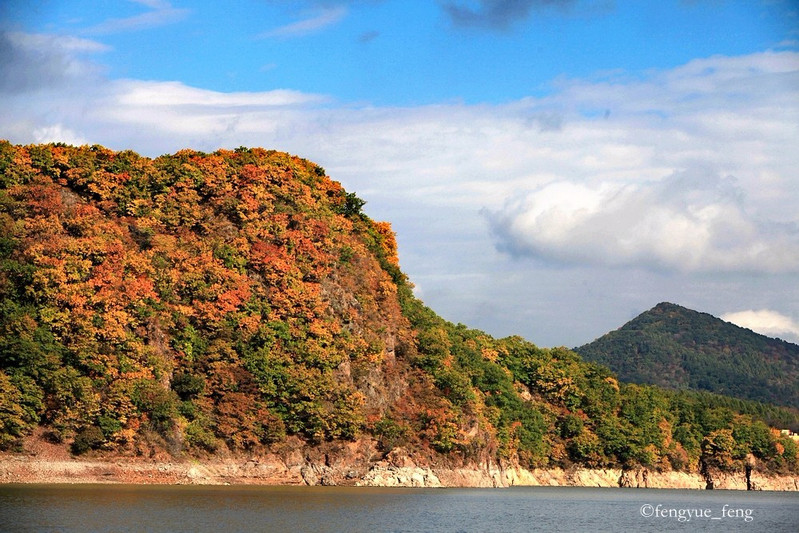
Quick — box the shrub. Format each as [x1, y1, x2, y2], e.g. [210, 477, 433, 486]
[184, 420, 218, 452]
[171, 373, 205, 400]
[71, 426, 105, 455]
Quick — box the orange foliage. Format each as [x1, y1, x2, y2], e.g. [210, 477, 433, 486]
[373, 221, 399, 266]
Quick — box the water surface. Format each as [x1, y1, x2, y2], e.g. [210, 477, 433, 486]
[1, 484, 797, 532]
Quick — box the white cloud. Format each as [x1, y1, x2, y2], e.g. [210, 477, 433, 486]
[721, 309, 799, 343]
[258, 6, 348, 38]
[115, 80, 326, 108]
[487, 170, 799, 273]
[84, 0, 189, 34]
[5, 32, 110, 53]
[32, 124, 89, 146]
[0, 32, 108, 93]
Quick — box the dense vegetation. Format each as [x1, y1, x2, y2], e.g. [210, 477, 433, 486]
[575, 302, 799, 410]
[1, 142, 797, 477]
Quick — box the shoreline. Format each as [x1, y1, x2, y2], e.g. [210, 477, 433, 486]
[2, 454, 797, 491]
[4, 430, 796, 490]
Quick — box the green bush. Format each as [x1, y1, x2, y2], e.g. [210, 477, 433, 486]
[131, 379, 178, 433]
[171, 373, 205, 400]
[372, 417, 410, 452]
[184, 420, 218, 452]
[71, 426, 105, 455]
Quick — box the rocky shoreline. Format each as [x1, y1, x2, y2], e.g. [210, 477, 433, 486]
[2, 453, 797, 491]
[3, 432, 796, 490]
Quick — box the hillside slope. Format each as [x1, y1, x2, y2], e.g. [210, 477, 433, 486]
[575, 302, 799, 409]
[1, 143, 797, 482]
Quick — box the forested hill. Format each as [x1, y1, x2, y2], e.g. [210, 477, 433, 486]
[575, 302, 799, 409]
[1, 142, 797, 478]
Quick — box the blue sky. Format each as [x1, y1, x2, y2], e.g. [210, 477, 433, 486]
[2, 0, 799, 346]
[5, 0, 795, 103]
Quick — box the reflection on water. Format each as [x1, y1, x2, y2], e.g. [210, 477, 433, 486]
[0, 484, 797, 532]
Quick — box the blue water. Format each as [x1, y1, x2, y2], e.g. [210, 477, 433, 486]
[0, 484, 797, 532]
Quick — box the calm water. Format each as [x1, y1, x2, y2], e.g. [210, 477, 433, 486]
[0, 484, 797, 532]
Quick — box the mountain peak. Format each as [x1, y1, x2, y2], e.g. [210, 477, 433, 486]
[577, 303, 799, 408]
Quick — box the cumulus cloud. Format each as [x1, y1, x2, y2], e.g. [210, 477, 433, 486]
[0, 31, 108, 93]
[487, 169, 799, 273]
[721, 309, 799, 343]
[32, 125, 89, 146]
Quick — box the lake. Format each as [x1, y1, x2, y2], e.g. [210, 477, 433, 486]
[1, 484, 797, 532]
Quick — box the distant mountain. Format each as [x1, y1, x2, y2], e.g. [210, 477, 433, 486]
[575, 302, 799, 409]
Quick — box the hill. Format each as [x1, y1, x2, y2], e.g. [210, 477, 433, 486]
[1, 142, 797, 483]
[575, 302, 799, 409]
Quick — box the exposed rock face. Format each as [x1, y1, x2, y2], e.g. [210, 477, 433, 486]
[357, 465, 442, 488]
[3, 452, 797, 490]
